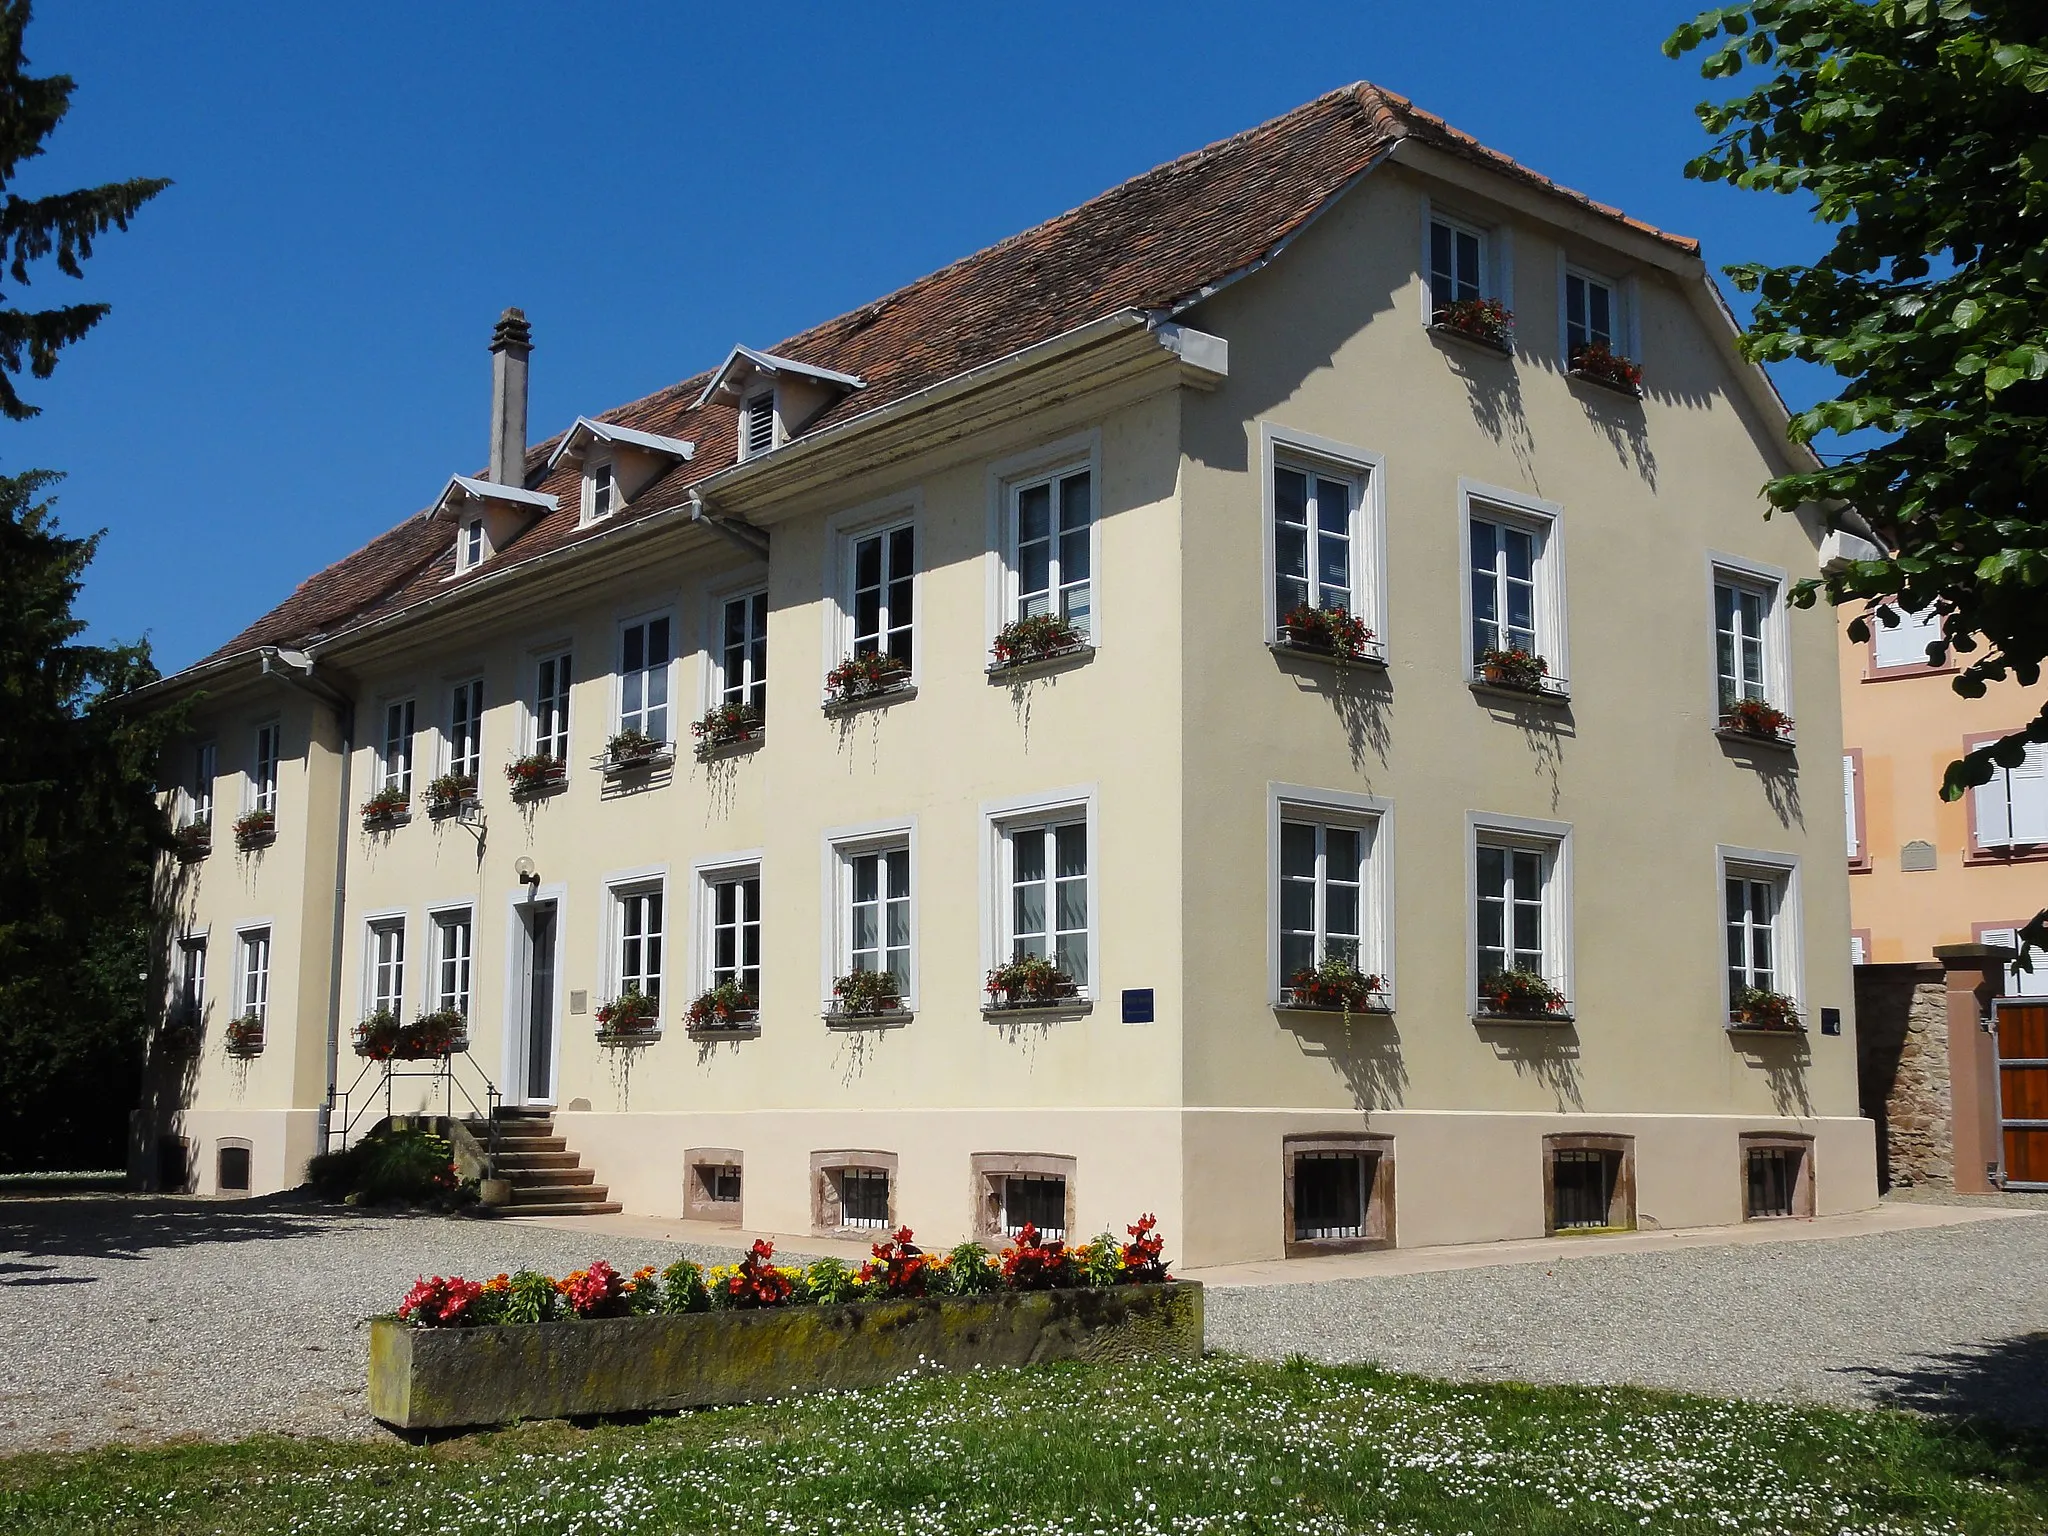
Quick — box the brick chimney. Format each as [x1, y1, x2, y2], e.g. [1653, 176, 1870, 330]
[488, 307, 532, 486]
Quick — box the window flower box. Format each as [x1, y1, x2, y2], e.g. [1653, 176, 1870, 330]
[1718, 697, 1795, 747]
[1729, 987, 1804, 1034]
[173, 820, 212, 862]
[985, 956, 1082, 1013]
[1278, 604, 1378, 664]
[1476, 968, 1572, 1022]
[685, 982, 758, 1033]
[505, 754, 566, 800]
[354, 1008, 469, 1061]
[233, 808, 276, 852]
[424, 774, 478, 820]
[692, 703, 764, 760]
[987, 615, 1090, 676]
[359, 784, 411, 828]
[1432, 297, 1514, 353]
[828, 970, 905, 1023]
[596, 988, 662, 1044]
[161, 1012, 203, 1058]
[1475, 646, 1553, 695]
[223, 1013, 265, 1057]
[600, 729, 673, 775]
[1568, 340, 1644, 397]
[1280, 960, 1388, 1019]
[823, 651, 912, 711]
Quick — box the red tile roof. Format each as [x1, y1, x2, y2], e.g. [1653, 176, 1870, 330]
[194, 83, 1697, 673]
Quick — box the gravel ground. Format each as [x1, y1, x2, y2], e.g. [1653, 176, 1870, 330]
[8, 1195, 2048, 1454]
[1207, 1209, 2048, 1428]
[0, 1195, 754, 1453]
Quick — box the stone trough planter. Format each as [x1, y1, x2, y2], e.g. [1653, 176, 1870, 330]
[369, 1280, 1202, 1430]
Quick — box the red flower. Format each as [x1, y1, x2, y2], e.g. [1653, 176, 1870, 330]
[1119, 1214, 1170, 1283]
[724, 1238, 794, 1309]
[398, 1274, 484, 1327]
[999, 1222, 1076, 1290]
[558, 1260, 632, 1318]
[861, 1227, 929, 1298]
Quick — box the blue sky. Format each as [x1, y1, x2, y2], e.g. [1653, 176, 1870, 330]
[19, 1, 1834, 675]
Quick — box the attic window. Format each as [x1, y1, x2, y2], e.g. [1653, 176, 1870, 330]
[585, 461, 616, 524]
[460, 518, 485, 571]
[741, 392, 777, 460]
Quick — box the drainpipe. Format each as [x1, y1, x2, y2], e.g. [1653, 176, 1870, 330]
[259, 647, 354, 1156]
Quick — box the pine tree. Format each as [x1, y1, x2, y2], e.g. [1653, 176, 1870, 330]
[0, 0, 168, 419]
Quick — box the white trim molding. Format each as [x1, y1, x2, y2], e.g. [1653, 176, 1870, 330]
[1715, 844, 1804, 1020]
[1457, 478, 1570, 689]
[819, 816, 921, 1011]
[978, 783, 1101, 1003]
[984, 427, 1105, 657]
[1267, 784, 1396, 1009]
[1466, 812, 1575, 1008]
[1258, 422, 1390, 657]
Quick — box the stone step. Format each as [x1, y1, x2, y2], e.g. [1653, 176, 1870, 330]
[507, 1167, 596, 1190]
[486, 1134, 567, 1153]
[500, 1200, 623, 1218]
[505, 1182, 612, 1205]
[493, 1150, 580, 1171]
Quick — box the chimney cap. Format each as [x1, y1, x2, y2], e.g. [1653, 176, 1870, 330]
[490, 307, 533, 354]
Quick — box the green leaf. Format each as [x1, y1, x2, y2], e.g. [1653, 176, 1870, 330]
[1951, 297, 1983, 329]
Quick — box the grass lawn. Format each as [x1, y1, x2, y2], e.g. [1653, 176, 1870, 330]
[5, 1356, 2046, 1535]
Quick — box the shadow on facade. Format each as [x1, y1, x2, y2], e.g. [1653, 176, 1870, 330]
[1284, 1014, 1407, 1111]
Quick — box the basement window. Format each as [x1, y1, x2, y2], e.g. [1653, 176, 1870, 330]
[1000, 1174, 1067, 1239]
[1544, 1135, 1634, 1234]
[837, 1168, 889, 1229]
[813, 1150, 897, 1235]
[1742, 1134, 1813, 1219]
[1283, 1134, 1394, 1255]
[684, 1148, 743, 1225]
[217, 1142, 252, 1195]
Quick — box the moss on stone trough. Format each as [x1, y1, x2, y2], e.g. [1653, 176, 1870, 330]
[369, 1281, 1203, 1430]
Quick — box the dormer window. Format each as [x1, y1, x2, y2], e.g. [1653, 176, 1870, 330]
[461, 518, 485, 571]
[584, 461, 616, 525]
[741, 392, 778, 461]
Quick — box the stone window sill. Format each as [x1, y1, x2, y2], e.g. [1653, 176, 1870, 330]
[1268, 640, 1388, 671]
[983, 999, 1093, 1023]
[596, 1028, 663, 1048]
[1566, 369, 1643, 401]
[1715, 727, 1795, 752]
[1725, 1024, 1806, 1040]
[1470, 678, 1570, 707]
[1472, 1009, 1576, 1027]
[686, 1021, 761, 1041]
[596, 748, 677, 777]
[1429, 323, 1513, 358]
[822, 682, 916, 718]
[987, 645, 1094, 683]
[695, 732, 764, 763]
[822, 1007, 913, 1031]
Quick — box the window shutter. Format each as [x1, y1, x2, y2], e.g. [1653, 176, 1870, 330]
[1842, 755, 1859, 858]
[1873, 605, 1942, 668]
[2010, 743, 2048, 845]
[745, 394, 776, 457]
[1976, 762, 2015, 847]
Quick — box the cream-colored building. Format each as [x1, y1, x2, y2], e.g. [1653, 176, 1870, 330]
[138, 84, 1875, 1264]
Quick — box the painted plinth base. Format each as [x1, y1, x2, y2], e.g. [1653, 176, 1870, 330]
[368, 1280, 1203, 1430]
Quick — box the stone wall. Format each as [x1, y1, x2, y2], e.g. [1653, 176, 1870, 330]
[1855, 963, 1953, 1190]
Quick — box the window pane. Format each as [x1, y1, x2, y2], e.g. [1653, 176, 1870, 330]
[1055, 823, 1087, 879]
[1281, 822, 1317, 879]
[1056, 875, 1087, 931]
[1326, 885, 1359, 940]
[1275, 468, 1308, 530]
[1013, 885, 1046, 947]
[885, 849, 910, 900]
[1056, 931, 1087, 985]
[1280, 882, 1315, 934]
[1017, 484, 1050, 545]
[1504, 528, 1534, 584]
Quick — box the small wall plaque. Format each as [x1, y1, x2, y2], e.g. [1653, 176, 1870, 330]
[1121, 988, 1155, 1024]
[569, 989, 589, 1015]
[1900, 840, 1937, 872]
[1820, 1007, 1841, 1037]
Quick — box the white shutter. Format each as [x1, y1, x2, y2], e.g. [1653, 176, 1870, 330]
[1980, 927, 2048, 1000]
[1849, 933, 1866, 966]
[1976, 765, 2016, 847]
[2009, 744, 2048, 845]
[1873, 605, 1943, 668]
[1842, 754, 1860, 858]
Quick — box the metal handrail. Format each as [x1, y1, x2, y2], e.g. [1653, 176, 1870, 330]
[325, 1049, 501, 1166]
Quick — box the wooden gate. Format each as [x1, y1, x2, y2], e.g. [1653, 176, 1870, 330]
[1995, 1002, 2048, 1190]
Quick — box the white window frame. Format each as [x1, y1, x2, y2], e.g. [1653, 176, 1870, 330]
[364, 912, 407, 1019]
[1706, 553, 1793, 721]
[236, 925, 271, 1023]
[581, 456, 617, 526]
[1981, 926, 2048, 1000]
[529, 645, 573, 761]
[1419, 198, 1513, 326]
[379, 697, 417, 795]
[986, 432, 1104, 654]
[1268, 785, 1395, 1008]
[1467, 813, 1573, 1010]
[739, 389, 779, 461]
[615, 609, 676, 745]
[980, 785, 1099, 1002]
[1716, 846, 1802, 1017]
[458, 516, 486, 572]
[692, 851, 764, 999]
[250, 721, 281, 814]
[1459, 479, 1568, 688]
[822, 492, 923, 688]
[445, 677, 484, 780]
[603, 867, 668, 1008]
[427, 902, 475, 1018]
[1971, 741, 2048, 850]
[821, 818, 919, 1010]
[188, 740, 216, 827]
[1259, 424, 1388, 655]
[176, 933, 208, 1020]
[1557, 258, 1640, 365]
[710, 582, 769, 716]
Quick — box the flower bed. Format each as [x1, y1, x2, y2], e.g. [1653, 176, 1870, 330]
[989, 614, 1088, 672]
[596, 989, 661, 1043]
[173, 820, 212, 862]
[1719, 697, 1794, 743]
[233, 808, 276, 851]
[1282, 959, 1385, 1018]
[1432, 297, 1514, 351]
[830, 969, 903, 1020]
[1477, 968, 1570, 1020]
[824, 651, 911, 706]
[424, 774, 477, 819]
[354, 1009, 468, 1061]
[602, 729, 671, 773]
[370, 1221, 1198, 1429]
[985, 955, 1081, 1011]
[1278, 604, 1376, 663]
[1475, 645, 1551, 694]
[359, 784, 410, 827]
[1568, 340, 1644, 395]
[692, 702, 763, 758]
[1730, 987, 1803, 1033]
[685, 981, 756, 1032]
[505, 754, 566, 799]
[223, 1013, 265, 1056]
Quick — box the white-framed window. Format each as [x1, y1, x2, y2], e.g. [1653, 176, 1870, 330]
[1843, 753, 1862, 861]
[367, 917, 405, 1017]
[239, 928, 271, 1022]
[1427, 213, 1487, 316]
[1261, 426, 1386, 649]
[1973, 743, 2048, 849]
[1273, 789, 1391, 1000]
[617, 615, 673, 743]
[380, 699, 416, 794]
[447, 678, 483, 780]
[702, 864, 762, 996]
[251, 723, 281, 814]
[1462, 482, 1566, 684]
[1718, 848, 1800, 1013]
[1470, 814, 1572, 1003]
[827, 823, 916, 1002]
[718, 590, 768, 715]
[189, 741, 216, 826]
[460, 518, 485, 572]
[1982, 927, 2048, 1000]
[1872, 604, 1944, 671]
[583, 460, 616, 525]
[1562, 266, 1629, 363]
[1005, 820, 1089, 988]
[176, 935, 207, 1019]
[430, 908, 473, 1017]
[740, 391, 777, 460]
[1709, 557, 1789, 716]
[533, 650, 572, 760]
[611, 881, 665, 1004]
[847, 521, 915, 669]
[1006, 464, 1093, 636]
